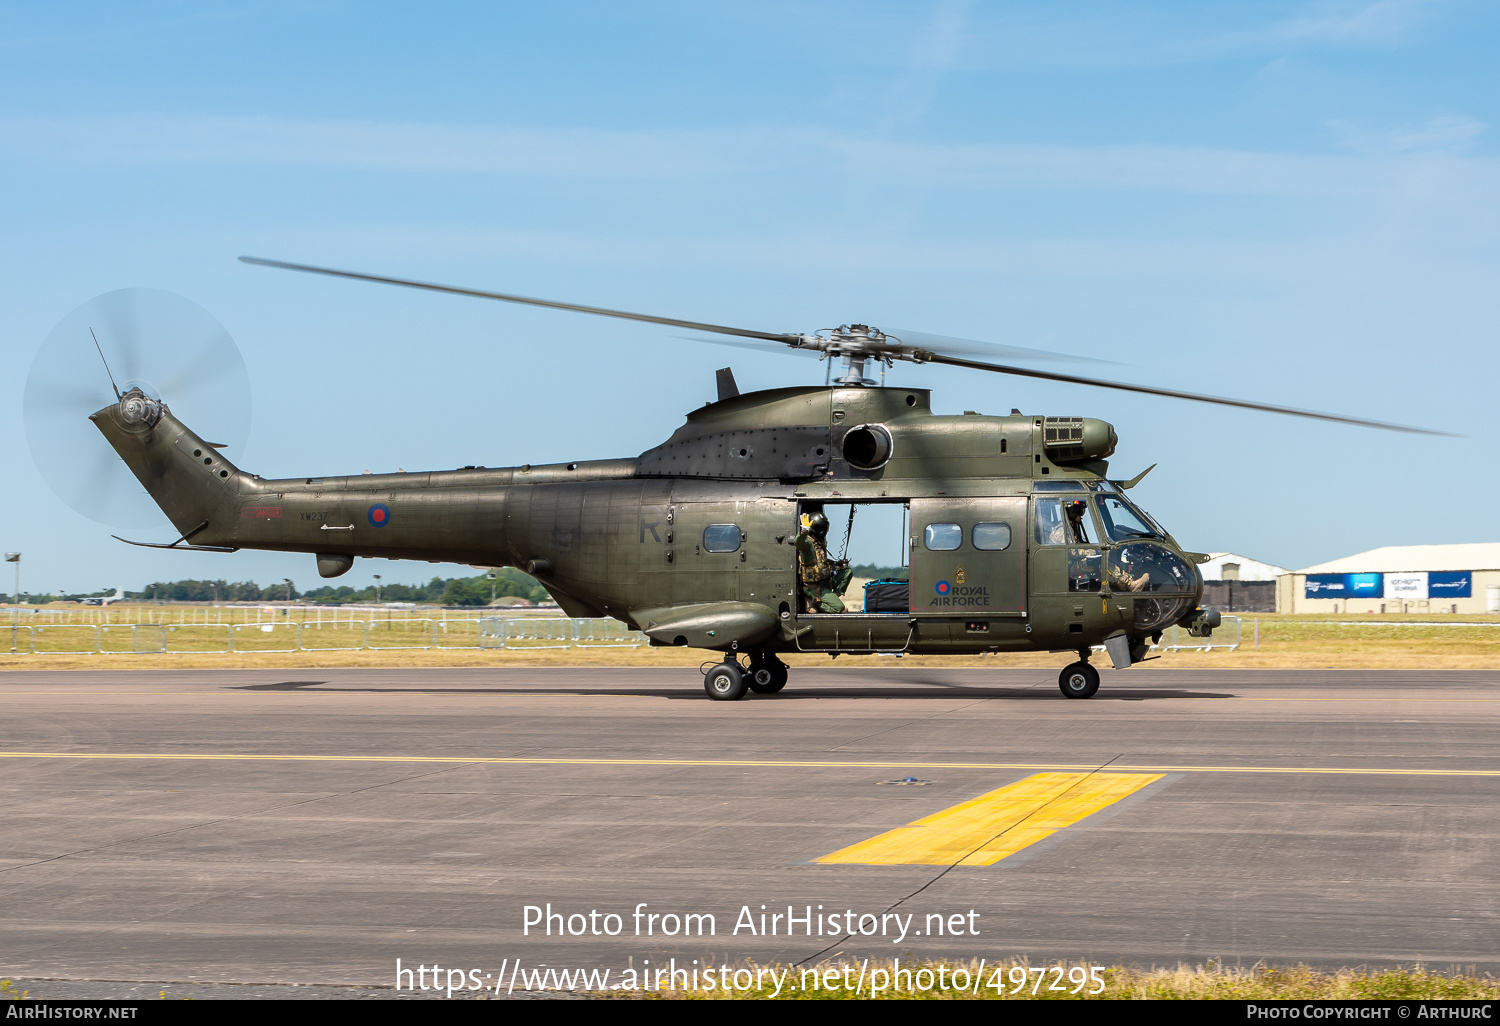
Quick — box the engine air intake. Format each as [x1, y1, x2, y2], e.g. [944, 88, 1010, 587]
[1042, 417, 1117, 463]
[841, 423, 894, 471]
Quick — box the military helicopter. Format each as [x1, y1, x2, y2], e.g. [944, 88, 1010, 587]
[26, 259, 1443, 701]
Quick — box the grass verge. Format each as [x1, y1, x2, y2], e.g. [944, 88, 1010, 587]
[610, 960, 1500, 1000]
[0, 613, 1494, 671]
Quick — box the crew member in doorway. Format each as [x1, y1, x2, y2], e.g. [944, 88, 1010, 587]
[796, 511, 847, 613]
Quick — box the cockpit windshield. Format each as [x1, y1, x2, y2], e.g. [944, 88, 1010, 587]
[1095, 494, 1161, 542]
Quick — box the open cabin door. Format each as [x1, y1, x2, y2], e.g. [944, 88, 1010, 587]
[908, 496, 1027, 617]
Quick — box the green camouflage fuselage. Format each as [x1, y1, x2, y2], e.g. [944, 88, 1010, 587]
[93, 385, 1205, 657]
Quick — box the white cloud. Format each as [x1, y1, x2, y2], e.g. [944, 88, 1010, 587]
[947, 0, 1446, 70]
[878, 0, 973, 129]
[1330, 113, 1486, 154]
[0, 115, 737, 178]
[4, 112, 1496, 201]
[1275, 0, 1440, 46]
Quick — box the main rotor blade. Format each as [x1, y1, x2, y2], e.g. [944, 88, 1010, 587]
[676, 333, 821, 359]
[240, 256, 798, 344]
[922, 353, 1453, 436]
[240, 255, 1445, 435]
[888, 328, 1115, 366]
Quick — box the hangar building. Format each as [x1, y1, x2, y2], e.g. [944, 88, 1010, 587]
[1275, 543, 1500, 615]
[1198, 553, 1289, 613]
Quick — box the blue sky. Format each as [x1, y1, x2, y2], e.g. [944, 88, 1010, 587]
[3, 1, 1496, 594]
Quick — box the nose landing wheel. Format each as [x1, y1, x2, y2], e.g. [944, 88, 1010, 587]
[1058, 660, 1100, 699]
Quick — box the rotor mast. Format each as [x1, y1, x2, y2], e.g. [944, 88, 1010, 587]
[816, 324, 897, 387]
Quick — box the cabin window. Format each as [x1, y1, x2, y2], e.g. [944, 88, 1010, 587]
[972, 522, 1012, 551]
[702, 524, 742, 552]
[923, 523, 963, 551]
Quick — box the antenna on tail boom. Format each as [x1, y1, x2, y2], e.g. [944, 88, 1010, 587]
[90, 327, 122, 401]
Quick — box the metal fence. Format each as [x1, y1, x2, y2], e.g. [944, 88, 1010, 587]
[11, 615, 1243, 656]
[1083, 616, 1243, 658]
[493, 617, 579, 650]
[0, 606, 560, 627]
[1149, 616, 1242, 652]
[2, 617, 649, 655]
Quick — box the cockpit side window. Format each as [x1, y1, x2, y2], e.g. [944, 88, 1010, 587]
[1035, 498, 1091, 545]
[1095, 494, 1160, 542]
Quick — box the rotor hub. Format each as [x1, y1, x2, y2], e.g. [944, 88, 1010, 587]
[813, 324, 899, 386]
[117, 387, 163, 428]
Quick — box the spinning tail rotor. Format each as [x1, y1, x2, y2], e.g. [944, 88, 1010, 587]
[24, 289, 252, 527]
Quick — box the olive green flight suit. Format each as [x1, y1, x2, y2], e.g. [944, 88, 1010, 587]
[795, 530, 846, 614]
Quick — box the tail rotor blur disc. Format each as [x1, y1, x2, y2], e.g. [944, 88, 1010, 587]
[24, 289, 252, 528]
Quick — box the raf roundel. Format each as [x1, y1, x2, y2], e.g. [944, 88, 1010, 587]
[367, 503, 391, 528]
[935, 580, 951, 596]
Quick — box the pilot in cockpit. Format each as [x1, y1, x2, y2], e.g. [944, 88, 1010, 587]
[1040, 498, 1092, 545]
[1064, 500, 1091, 544]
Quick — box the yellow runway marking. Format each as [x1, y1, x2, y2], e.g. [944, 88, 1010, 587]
[817, 772, 1162, 866]
[0, 751, 1497, 777]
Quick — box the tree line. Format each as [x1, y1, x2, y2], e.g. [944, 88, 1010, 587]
[13, 565, 906, 608]
[121, 568, 551, 606]
[849, 564, 908, 580]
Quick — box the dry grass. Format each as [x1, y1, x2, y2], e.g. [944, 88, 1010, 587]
[1170, 614, 1500, 669]
[2, 642, 1492, 672]
[0, 610, 1494, 671]
[0, 647, 1060, 672]
[619, 960, 1500, 1000]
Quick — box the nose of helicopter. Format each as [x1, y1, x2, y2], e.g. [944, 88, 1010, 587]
[1108, 541, 1202, 634]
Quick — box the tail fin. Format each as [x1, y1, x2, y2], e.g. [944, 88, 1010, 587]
[91, 392, 245, 547]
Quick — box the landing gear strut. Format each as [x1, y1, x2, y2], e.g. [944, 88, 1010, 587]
[1058, 656, 1100, 699]
[747, 652, 789, 694]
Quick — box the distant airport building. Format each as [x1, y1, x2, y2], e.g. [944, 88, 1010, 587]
[1198, 553, 1288, 612]
[1275, 543, 1500, 615]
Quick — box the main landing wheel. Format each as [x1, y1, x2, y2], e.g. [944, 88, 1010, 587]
[704, 661, 749, 701]
[1058, 661, 1100, 700]
[747, 654, 789, 694]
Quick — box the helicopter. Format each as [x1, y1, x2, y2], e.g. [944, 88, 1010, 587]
[31, 258, 1443, 702]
